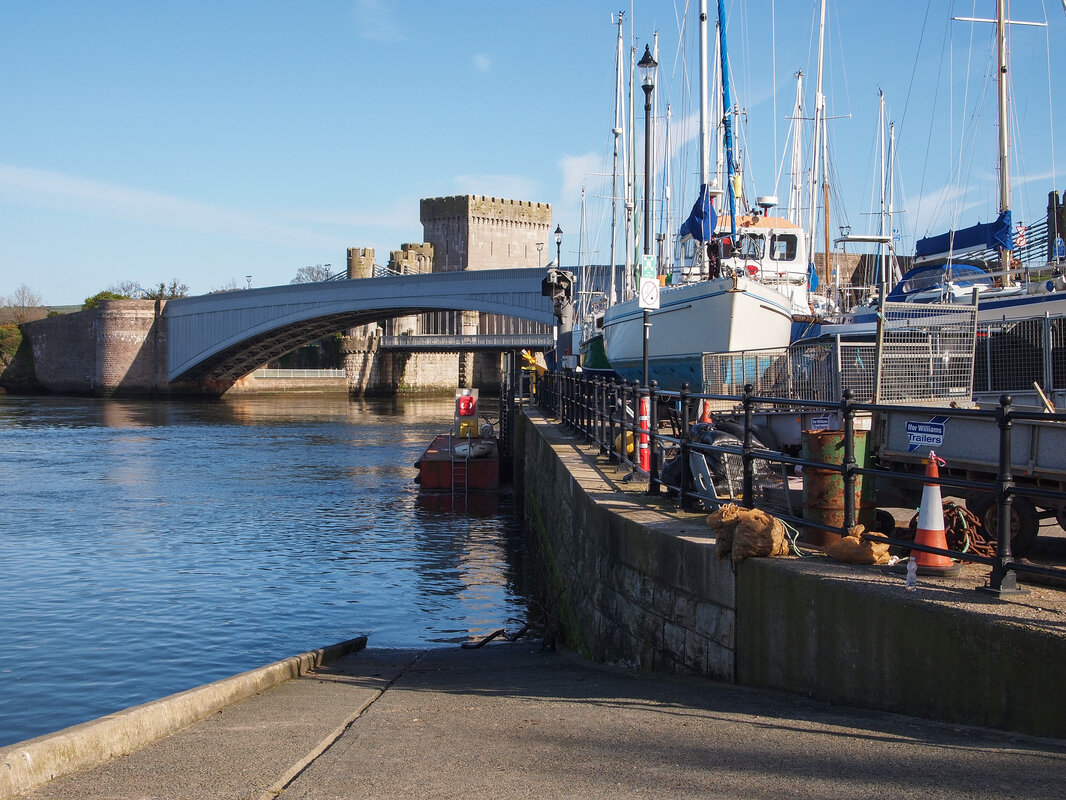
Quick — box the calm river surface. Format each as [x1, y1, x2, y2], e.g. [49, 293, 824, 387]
[0, 393, 531, 747]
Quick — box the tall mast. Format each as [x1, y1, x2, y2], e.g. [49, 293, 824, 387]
[996, 0, 1011, 276]
[878, 90, 888, 289]
[807, 0, 827, 271]
[699, 0, 710, 187]
[717, 0, 737, 239]
[609, 11, 625, 306]
[787, 71, 804, 223]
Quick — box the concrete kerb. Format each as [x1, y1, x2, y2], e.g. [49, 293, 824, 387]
[0, 635, 368, 800]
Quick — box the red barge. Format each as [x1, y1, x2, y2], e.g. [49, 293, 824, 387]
[415, 388, 500, 492]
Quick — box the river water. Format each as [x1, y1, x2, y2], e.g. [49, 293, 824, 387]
[0, 393, 531, 748]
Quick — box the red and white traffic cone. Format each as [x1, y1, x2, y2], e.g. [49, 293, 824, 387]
[638, 396, 650, 472]
[700, 399, 713, 424]
[910, 451, 962, 576]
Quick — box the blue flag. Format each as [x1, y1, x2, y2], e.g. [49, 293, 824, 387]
[679, 184, 717, 242]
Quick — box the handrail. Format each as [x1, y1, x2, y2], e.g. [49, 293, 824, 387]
[534, 370, 1066, 597]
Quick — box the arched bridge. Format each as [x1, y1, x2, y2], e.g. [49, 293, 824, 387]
[165, 268, 563, 384]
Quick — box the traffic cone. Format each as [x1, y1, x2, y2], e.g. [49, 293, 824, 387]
[910, 451, 962, 576]
[700, 399, 713, 424]
[638, 396, 650, 472]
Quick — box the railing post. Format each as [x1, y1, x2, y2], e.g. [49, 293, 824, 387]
[679, 382, 693, 509]
[607, 378, 619, 461]
[647, 380, 661, 495]
[742, 383, 755, 508]
[626, 379, 635, 469]
[842, 388, 857, 533]
[982, 394, 1027, 596]
[593, 377, 603, 451]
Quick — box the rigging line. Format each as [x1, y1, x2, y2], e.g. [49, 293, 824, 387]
[1043, 0, 1058, 190]
[914, 9, 947, 238]
[771, 0, 777, 171]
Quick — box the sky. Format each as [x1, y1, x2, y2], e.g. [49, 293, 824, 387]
[2, 0, 1065, 306]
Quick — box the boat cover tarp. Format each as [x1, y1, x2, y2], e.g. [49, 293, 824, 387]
[679, 183, 718, 242]
[885, 263, 992, 301]
[915, 210, 1013, 259]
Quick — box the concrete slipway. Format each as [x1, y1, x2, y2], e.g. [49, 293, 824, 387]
[3, 411, 1066, 798]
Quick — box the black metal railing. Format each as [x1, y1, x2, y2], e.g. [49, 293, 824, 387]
[533, 370, 1066, 597]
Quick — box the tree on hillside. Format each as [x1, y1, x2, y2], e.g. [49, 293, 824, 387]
[291, 264, 333, 284]
[145, 280, 189, 300]
[83, 291, 129, 310]
[4, 284, 43, 324]
[110, 280, 144, 298]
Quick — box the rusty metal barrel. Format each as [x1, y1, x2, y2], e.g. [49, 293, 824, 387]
[801, 429, 877, 546]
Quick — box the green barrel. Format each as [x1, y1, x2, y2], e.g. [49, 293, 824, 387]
[801, 429, 877, 546]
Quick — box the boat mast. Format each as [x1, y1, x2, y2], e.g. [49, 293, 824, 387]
[996, 0, 1011, 278]
[787, 71, 804, 224]
[609, 10, 625, 306]
[878, 90, 888, 290]
[807, 0, 827, 277]
[699, 0, 711, 189]
[717, 0, 737, 239]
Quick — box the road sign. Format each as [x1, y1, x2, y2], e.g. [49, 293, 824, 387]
[638, 277, 660, 309]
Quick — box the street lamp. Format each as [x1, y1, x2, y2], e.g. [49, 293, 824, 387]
[638, 42, 657, 388]
[536, 241, 544, 267]
[554, 225, 563, 268]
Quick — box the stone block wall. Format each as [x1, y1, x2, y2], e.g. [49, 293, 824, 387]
[516, 410, 736, 679]
[20, 300, 165, 395]
[420, 195, 552, 271]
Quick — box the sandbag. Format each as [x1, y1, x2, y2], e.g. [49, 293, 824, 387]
[706, 504, 789, 563]
[825, 524, 892, 565]
[706, 502, 743, 559]
[730, 507, 790, 563]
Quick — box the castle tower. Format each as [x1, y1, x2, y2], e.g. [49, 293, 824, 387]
[419, 196, 553, 272]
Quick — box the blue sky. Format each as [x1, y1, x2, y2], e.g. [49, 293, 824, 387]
[2, 1, 1064, 305]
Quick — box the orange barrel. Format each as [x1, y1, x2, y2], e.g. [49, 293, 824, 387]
[800, 429, 877, 547]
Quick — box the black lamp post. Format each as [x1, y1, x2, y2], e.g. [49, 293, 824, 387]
[638, 43, 657, 388]
[554, 225, 563, 268]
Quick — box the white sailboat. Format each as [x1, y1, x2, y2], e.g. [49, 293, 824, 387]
[601, 0, 812, 389]
[800, 0, 1065, 341]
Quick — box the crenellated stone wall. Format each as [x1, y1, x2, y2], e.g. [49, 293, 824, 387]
[420, 195, 553, 272]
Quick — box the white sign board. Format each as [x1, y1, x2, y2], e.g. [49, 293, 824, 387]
[638, 277, 660, 310]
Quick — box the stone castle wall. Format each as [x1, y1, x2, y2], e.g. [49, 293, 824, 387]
[20, 300, 166, 395]
[420, 195, 552, 271]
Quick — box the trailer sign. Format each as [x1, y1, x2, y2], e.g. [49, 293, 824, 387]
[906, 416, 949, 451]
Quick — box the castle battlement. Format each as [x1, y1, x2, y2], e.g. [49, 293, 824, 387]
[419, 195, 553, 271]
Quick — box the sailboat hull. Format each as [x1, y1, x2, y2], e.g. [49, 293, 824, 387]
[602, 276, 796, 388]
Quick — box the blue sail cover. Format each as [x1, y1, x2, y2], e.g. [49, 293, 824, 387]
[679, 183, 718, 242]
[915, 210, 1013, 258]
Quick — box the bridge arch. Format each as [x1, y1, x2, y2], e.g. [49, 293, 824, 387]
[164, 268, 557, 384]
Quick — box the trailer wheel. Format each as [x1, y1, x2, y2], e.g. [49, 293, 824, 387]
[968, 495, 1040, 558]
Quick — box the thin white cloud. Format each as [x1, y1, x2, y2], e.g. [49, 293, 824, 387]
[559, 152, 601, 201]
[473, 54, 492, 73]
[0, 163, 344, 250]
[352, 0, 403, 43]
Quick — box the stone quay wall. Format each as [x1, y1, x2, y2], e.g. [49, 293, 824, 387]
[516, 408, 1066, 739]
[18, 300, 166, 395]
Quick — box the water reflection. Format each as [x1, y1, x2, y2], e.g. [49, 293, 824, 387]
[0, 393, 526, 747]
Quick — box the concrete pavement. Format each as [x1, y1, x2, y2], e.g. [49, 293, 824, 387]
[13, 643, 1066, 799]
